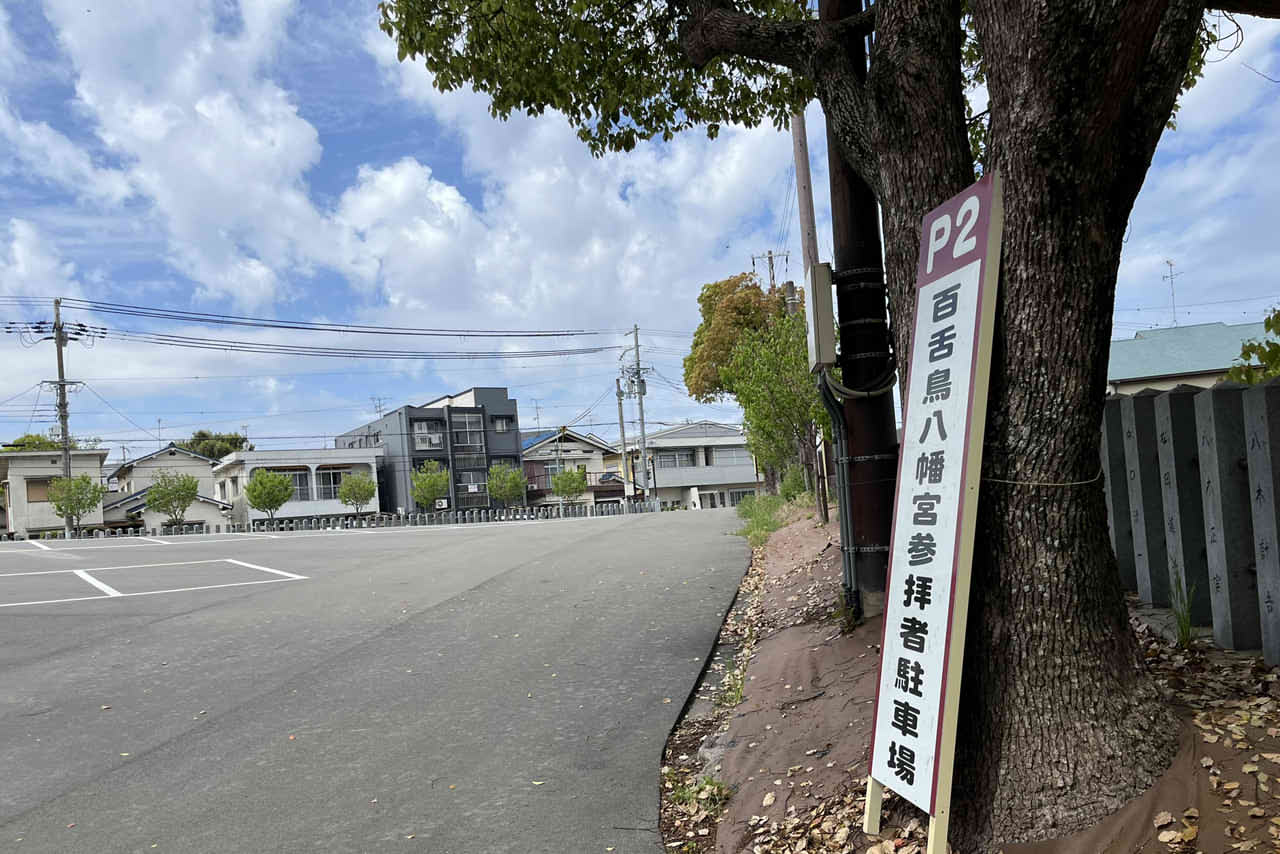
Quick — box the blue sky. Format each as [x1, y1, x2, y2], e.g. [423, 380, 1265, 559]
[1, 0, 1277, 464]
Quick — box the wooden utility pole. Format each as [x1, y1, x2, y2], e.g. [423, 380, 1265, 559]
[53, 298, 73, 539]
[632, 325, 650, 499]
[819, 0, 898, 594]
[789, 110, 831, 525]
[615, 377, 630, 504]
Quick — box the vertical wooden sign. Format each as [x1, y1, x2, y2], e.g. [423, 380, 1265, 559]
[864, 172, 1004, 852]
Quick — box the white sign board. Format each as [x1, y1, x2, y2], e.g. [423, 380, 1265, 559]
[866, 173, 1003, 844]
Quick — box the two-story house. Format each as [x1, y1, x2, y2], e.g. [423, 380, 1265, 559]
[521, 428, 626, 508]
[336, 387, 521, 513]
[102, 443, 231, 529]
[213, 447, 383, 524]
[0, 448, 111, 538]
[625, 421, 762, 509]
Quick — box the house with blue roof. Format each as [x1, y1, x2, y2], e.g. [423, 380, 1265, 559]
[1106, 321, 1265, 395]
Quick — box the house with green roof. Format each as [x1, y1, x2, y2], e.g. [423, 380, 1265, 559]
[1106, 321, 1265, 395]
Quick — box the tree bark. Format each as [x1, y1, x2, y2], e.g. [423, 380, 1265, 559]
[679, 0, 1269, 848]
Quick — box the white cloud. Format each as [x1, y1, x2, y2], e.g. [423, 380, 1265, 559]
[0, 98, 133, 205]
[0, 218, 84, 300]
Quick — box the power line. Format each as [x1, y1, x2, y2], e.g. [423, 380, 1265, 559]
[81, 383, 160, 443]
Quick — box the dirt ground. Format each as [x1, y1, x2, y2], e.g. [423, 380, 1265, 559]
[660, 509, 1280, 854]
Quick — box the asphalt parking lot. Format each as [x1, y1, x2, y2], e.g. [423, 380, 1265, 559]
[0, 510, 748, 853]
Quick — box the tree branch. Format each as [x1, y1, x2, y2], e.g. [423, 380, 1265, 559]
[1210, 0, 1280, 16]
[680, 4, 875, 75]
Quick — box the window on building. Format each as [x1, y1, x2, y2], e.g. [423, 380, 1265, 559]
[452, 414, 484, 450]
[413, 420, 445, 451]
[676, 449, 697, 467]
[316, 469, 346, 500]
[729, 488, 757, 506]
[219, 482, 227, 501]
[711, 446, 753, 466]
[230, 476, 239, 496]
[657, 453, 677, 469]
[26, 479, 50, 502]
[544, 462, 564, 476]
[604, 460, 619, 472]
[268, 469, 310, 502]
[454, 453, 486, 470]
[492, 416, 512, 433]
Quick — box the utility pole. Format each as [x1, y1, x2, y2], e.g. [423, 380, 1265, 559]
[1163, 259, 1182, 327]
[156, 418, 163, 449]
[752, 250, 790, 290]
[53, 298, 73, 539]
[819, 0, 898, 598]
[791, 111, 831, 526]
[615, 377, 630, 504]
[371, 396, 390, 417]
[531, 398, 543, 431]
[632, 325, 650, 500]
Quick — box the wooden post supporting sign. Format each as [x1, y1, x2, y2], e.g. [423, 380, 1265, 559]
[863, 173, 1004, 852]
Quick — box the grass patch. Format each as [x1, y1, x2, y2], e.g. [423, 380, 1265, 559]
[667, 774, 733, 812]
[735, 494, 786, 548]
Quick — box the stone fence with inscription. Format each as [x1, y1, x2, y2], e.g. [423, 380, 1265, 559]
[1102, 378, 1280, 665]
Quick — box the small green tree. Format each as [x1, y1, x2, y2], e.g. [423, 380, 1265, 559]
[179, 430, 252, 459]
[486, 463, 527, 507]
[411, 460, 451, 510]
[1227, 308, 1280, 384]
[551, 469, 587, 503]
[146, 469, 200, 525]
[338, 472, 378, 514]
[244, 469, 295, 521]
[779, 465, 806, 502]
[2, 432, 62, 452]
[48, 474, 108, 534]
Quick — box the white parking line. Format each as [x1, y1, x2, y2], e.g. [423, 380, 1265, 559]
[0, 558, 307, 608]
[136, 536, 171, 545]
[224, 559, 308, 580]
[0, 578, 301, 609]
[0, 559, 229, 577]
[28, 540, 51, 551]
[74, 570, 123, 597]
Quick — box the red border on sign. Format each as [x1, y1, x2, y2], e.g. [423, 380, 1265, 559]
[866, 173, 997, 816]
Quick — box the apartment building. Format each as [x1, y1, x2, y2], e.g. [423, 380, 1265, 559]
[336, 387, 521, 512]
[624, 421, 762, 509]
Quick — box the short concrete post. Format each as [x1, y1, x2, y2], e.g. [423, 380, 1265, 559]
[1155, 386, 1213, 625]
[1121, 390, 1170, 606]
[1197, 382, 1262, 651]
[1102, 396, 1137, 590]
[1244, 378, 1280, 665]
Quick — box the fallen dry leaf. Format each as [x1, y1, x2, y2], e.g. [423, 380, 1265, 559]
[762, 792, 776, 807]
[1154, 811, 1174, 828]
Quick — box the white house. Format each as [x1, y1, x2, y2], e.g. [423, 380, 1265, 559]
[0, 448, 111, 538]
[624, 421, 762, 510]
[213, 447, 383, 523]
[102, 443, 230, 530]
[520, 428, 627, 507]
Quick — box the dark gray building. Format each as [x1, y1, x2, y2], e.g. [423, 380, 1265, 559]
[336, 387, 521, 513]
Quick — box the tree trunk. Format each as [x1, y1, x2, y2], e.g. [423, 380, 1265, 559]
[820, 0, 1201, 848]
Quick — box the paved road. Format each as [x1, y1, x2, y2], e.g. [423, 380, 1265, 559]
[0, 511, 747, 853]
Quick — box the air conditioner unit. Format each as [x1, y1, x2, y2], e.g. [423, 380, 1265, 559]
[467, 484, 480, 493]
[435, 498, 448, 509]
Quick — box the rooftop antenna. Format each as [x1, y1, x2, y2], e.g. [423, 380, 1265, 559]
[1163, 259, 1182, 327]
